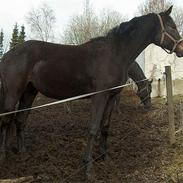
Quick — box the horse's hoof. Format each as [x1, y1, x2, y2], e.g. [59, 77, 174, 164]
[19, 147, 27, 156]
[96, 151, 106, 161]
[83, 164, 94, 182]
[17, 144, 27, 154]
[11, 146, 18, 154]
[100, 153, 106, 161]
[82, 158, 93, 178]
[21, 147, 26, 153]
[97, 145, 107, 161]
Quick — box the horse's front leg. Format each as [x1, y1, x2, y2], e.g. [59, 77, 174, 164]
[99, 95, 116, 160]
[83, 93, 109, 177]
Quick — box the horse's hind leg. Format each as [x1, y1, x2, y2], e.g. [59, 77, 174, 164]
[0, 124, 9, 160]
[15, 83, 38, 153]
[0, 96, 18, 160]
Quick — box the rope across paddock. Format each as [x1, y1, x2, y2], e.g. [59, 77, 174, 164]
[0, 79, 148, 117]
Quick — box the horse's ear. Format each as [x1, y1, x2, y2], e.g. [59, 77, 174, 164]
[165, 5, 173, 16]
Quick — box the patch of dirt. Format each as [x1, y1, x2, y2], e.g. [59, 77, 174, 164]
[0, 90, 183, 183]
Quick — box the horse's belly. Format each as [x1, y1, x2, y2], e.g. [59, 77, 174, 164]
[31, 61, 92, 99]
[33, 76, 90, 99]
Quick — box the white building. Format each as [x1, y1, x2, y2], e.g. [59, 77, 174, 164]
[136, 44, 183, 97]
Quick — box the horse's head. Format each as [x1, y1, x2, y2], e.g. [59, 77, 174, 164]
[154, 6, 183, 57]
[137, 79, 153, 110]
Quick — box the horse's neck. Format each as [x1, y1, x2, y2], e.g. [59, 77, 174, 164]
[120, 15, 156, 67]
[128, 61, 146, 89]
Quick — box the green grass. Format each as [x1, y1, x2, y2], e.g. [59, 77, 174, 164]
[152, 95, 183, 106]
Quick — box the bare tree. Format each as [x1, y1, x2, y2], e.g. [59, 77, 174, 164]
[62, 13, 98, 45]
[138, 0, 183, 36]
[62, 0, 98, 45]
[62, 0, 126, 45]
[172, 6, 183, 36]
[26, 3, 56, 42]
[138, 0, 172, 15]
[98, 9, 127, 36]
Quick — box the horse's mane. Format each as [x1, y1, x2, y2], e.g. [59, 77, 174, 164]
[90, 36, 106, 42]
[106, 14, 154, 39]
[88, 13, 154, 44]
[89, 16, 146, 42]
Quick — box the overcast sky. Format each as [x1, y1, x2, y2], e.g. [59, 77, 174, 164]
[0, 0, 183, 43]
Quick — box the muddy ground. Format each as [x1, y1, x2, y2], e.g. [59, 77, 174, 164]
[0, 91, 183, 183]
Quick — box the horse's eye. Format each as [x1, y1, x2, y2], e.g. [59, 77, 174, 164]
[167, 25, 176, 30]
[173, 26, 177, 29]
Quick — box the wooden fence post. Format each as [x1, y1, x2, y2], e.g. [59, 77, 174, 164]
[165, 66, 175, 145]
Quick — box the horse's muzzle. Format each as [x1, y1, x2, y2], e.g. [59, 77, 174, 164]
[143, 101, 152, 110]
[175, 40, 183, 57]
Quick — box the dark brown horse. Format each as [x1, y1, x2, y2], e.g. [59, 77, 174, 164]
[0, 6, 183, 175]
[64, 61, 153, 113]
[129, 61, 153, 108]
[115, 61, 153, 113]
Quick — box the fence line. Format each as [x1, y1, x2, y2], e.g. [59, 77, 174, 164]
[0, 79, 148, 117]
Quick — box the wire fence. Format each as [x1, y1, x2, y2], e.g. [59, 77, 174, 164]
[0, 78, 149, 182]
[0, 79, 149, 117]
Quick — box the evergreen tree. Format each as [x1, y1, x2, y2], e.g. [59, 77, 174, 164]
[0, 29, 4, 59]
[18, 25, 26, 44]
[10, 23, 19, 49]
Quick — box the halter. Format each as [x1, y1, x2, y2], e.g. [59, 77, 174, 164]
[137, 82, 151, 104]
[157, 14, 183, 54]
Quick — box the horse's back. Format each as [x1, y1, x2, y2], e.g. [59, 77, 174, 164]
[0, 39, 124, 100]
